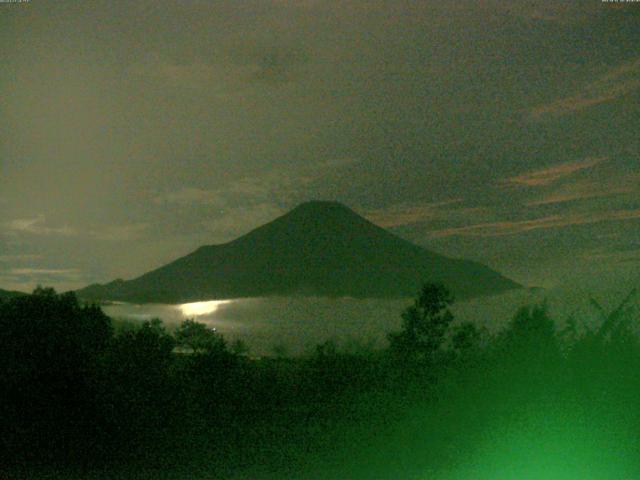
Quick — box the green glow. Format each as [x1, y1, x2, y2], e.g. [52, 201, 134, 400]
[433, 403, 638, 480]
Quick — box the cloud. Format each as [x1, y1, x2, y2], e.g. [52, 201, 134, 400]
[365, 199, 464, 228]
[8, 268, 81, 277]
[153, 178, 274, 208]
[501, 157, 606, 187]
[429, 208, 640, 238]
[4, 215, 77, 236]
[3, 215, 148, 242]
[521, 165, 639, 206]
[526, 180, 633, 206]
[3, 0, 638, 291]
[530, 58, 640, 118]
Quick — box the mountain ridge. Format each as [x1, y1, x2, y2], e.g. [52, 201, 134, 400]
[77, 201, 522, 303]
[0, 288, 27, 301]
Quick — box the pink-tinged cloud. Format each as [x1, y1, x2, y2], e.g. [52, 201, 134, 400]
[530, 92, 619, 117]
[526, 181, 633, 206]
[502, 157, 606, 187]
[530, 58, 640, 118]
[429, 208, 640, 238]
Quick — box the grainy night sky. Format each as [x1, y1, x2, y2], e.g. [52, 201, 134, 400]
[1, 0, 639, 292]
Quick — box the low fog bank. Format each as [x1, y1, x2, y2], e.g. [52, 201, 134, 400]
[103, 281, 638, 356]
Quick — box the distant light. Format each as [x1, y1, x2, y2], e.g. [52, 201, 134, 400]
[178, 300, 232, 317]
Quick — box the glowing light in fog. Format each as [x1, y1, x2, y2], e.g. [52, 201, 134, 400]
[178, 300, 232, 317]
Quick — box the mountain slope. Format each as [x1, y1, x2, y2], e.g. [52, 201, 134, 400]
[77, 201, 522, 303]
[0, 288, 27, 301]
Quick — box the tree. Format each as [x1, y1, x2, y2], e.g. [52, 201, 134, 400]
[451, 321, 482, 357]
[271, 343, 289, 359]
[0, 287, 113, 464]
[174, 319, 227, 356]
[496, 303, 562, 384]
[503, 303, 557, 354]
[388, 283, 454, 365]
[96, 318, 176, 460]
[230, 338, 249, 356]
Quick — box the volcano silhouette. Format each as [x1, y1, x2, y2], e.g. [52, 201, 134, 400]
[77, 201, 521, 303]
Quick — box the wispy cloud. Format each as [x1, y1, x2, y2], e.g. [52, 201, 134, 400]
[8, 268, 80, 277]
[501, 157, 605, 187]
[530, 58, 640, 118]
[365, 199, 464, 228]
[526, 180, 633, 206]
[5, 215, 77, 236]
[153, 178, 273, 208]
[429, 208, 640, 238]
[3, 215, 148, 242]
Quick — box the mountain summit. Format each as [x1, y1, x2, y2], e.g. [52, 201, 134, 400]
[77, 201, 521, 303]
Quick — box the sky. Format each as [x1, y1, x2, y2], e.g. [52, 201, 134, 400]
[1, 0, 639, 293]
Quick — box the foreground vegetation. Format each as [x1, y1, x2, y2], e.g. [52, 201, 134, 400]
[1, 285, 639, 479]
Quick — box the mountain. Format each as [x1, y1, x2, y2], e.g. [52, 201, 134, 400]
[0, 288, 27, 301]
[77, 201, 522, 303]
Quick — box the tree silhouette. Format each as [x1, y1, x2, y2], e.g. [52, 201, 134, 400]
[230, 338, 249, 356]
[388, 283, 454, 365]
[175, 319, 227, 356]
[96, 317, 176, 461]
[502, 303, 558, 356]
[0, 287, 113, 465]
[451, 321, 482, 357]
